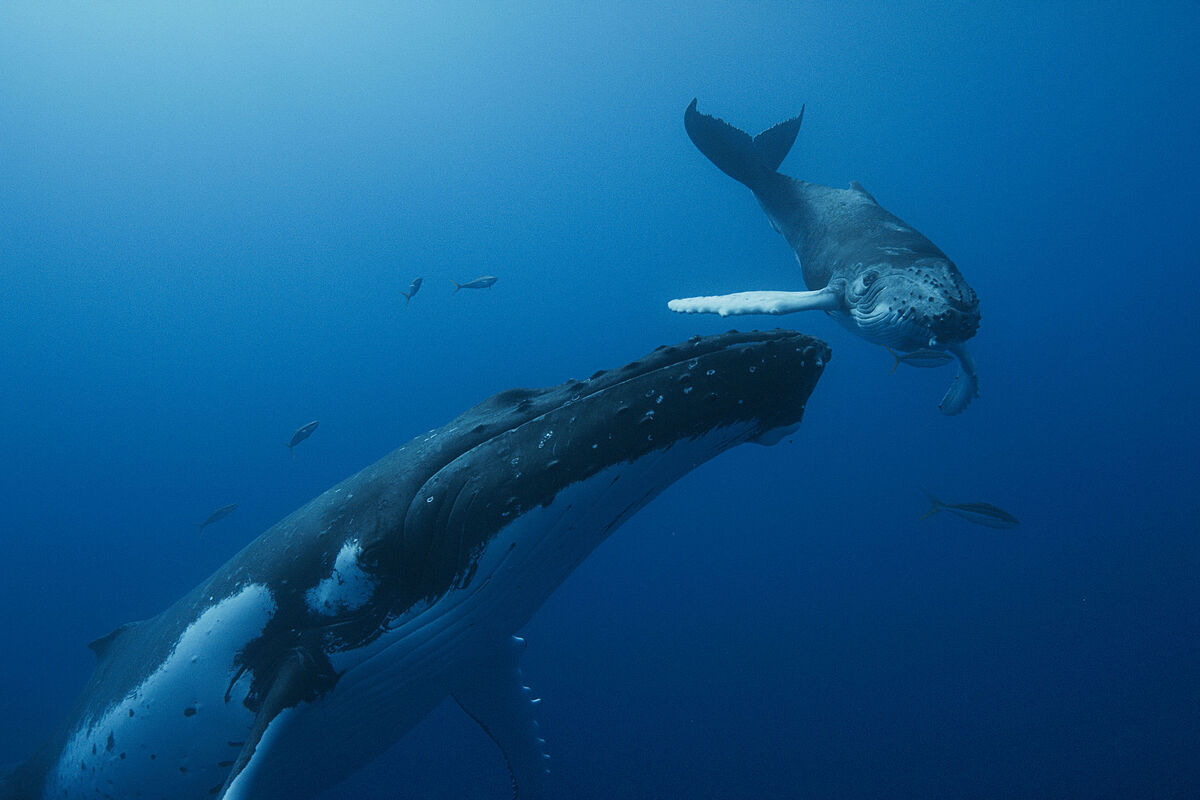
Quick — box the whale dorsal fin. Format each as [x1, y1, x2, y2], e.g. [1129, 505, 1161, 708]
[849, 181, 878, 204]
[87, 621, 140, 660]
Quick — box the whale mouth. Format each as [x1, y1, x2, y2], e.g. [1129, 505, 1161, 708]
[851, 304, 936, 350]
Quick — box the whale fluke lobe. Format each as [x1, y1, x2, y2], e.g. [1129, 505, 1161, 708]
[683, 98, 803, 190]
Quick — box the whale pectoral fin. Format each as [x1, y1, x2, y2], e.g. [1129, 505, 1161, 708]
[668, 287, 842, 317]
[939, 345, 979, 415]
[938, 368, 978, 415]
[452, 636, 550, 799]
[218, 649, 335, 799]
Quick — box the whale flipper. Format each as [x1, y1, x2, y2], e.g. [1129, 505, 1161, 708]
[938, 368, 979, 416]
[668, 286, 843, 317]
[453, 636, 550, 799]
[219, 648, 337, 799]
[938, 344, 979, 415]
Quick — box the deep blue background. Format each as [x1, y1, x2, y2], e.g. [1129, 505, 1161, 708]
[2, 3, 1197, 797]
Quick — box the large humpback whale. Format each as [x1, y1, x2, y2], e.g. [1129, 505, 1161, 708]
[0, 329, 829, 800]
[669, 100, 982, 415]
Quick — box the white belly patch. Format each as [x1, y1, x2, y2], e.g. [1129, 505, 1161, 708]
[45, 583, 276, 799]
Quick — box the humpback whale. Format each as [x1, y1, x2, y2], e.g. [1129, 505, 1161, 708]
[0, 329, 829, 800]
[669, 100, 982, 415]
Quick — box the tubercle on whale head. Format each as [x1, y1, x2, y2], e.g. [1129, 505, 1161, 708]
[840, 258, 980, 351]
[377, 328, 832, 606]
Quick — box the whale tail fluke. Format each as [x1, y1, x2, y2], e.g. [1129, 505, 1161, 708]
[684, 99, 803, 190]
[450, 279, 462, 293]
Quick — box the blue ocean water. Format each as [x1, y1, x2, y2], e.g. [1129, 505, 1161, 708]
[1, 2, 1197, 797]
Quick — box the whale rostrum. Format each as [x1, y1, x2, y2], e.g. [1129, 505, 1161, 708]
[0, 328, 829, 800]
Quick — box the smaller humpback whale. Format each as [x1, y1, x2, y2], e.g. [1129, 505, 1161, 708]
[286, 420, 319, 458]
[401, 276, 423, 305]
[195, 502, 237, 534]
[451, 275, 498, 292]
[669, 100, 982, 414]
[0, 329, 829, 800]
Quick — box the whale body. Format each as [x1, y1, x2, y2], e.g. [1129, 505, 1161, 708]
[0, 329, 829, 800]
[669, 100, 982, 415]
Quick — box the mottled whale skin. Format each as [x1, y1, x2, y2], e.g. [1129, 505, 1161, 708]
[0, 329, 829, 800]
[669, 100, 981, 415]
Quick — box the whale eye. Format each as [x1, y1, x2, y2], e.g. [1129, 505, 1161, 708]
[860, 271, 878, 289]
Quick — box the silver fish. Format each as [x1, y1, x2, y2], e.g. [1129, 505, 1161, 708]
[195, 502, 237, 534]
[286, 420, 319, 458]
[451, 275, 498, 292]
[919, 489, 1019, 529]
[885, 346, 955, 375]
[401, 276, 423, 305]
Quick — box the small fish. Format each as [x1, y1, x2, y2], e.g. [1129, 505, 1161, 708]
[196, 503, 237, 534]
[286, 420, 319, 458]
[919, 489, 1019, 529]
[401, 276, 423, 305]
[450, 275, 498, 293]
[885, 346, 955, 375]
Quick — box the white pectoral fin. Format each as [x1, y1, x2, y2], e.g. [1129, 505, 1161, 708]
[668, 286, 843, 317]
[218, 650, 330, 799]
[453, 636, 550, 799]
[220, 706, 295, 800]
[939, 344, 979, 416]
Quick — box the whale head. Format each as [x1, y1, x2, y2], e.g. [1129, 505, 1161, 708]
[351, 327, 832, 613]
[840, 257, 980, 352]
